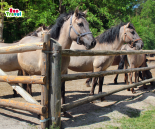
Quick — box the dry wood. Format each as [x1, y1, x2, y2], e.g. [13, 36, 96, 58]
[0, 75, 45, 84]
[50, 39, 62, 128]
[61, 77, 155, 112]
[0, 99, 46, 115]
[0, 42, 43, 54]
[41, 34, 50, 129]
[61, 49, 155, 56]
[0, 69, 39, 104]
[62, 66, 155, 81]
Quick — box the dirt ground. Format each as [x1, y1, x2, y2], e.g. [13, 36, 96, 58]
[0, 61, 155, 129]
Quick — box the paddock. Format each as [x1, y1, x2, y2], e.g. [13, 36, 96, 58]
[0, 37, 155, 128]
[0, 63, 155, 128]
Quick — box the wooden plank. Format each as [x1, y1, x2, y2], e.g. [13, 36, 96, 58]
[62, 66, 155, 81]
[0, 42, 43, 54]
[0, 99, 46, 115]
[61, 77, 155, 112]
[0, 75, 45, 84]
[61, 49, 155, 56]
[0, 69, 39, 104]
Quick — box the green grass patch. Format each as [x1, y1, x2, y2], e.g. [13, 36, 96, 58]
[102, 109, 155, 129]
[120, 109, 155, 129]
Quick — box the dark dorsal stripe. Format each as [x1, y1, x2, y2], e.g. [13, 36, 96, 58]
[48, 11, 86, 40]
[96, 22, 135, 44]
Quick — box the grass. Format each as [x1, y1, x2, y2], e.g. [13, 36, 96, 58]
[120, 109, 155, 129]
[101, 109, 155, 129]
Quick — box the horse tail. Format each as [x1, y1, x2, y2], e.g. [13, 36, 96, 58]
[118, 55, 127, 69]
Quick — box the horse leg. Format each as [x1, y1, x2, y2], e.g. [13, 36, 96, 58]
[85, 78, 92, 87]
[135, 71, 138, 88]
[139, 71, 143, 80]
[129, 72, 135, 93]
[90, 77, 98, 95]
[142, 71, 147, 89]
[13, 70, 23, 97]
[22, 70, 32, 95]
[124, 64, 130, 91]
[61, 81, 65, 105]
[114, 56, 125, 84]
[114, 74, 118, 84]
[98, 76, 104, 101]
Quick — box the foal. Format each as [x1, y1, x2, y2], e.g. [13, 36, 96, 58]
[121, 44, 152, 93]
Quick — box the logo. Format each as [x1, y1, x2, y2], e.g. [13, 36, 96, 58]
[5, 8, 22, 17]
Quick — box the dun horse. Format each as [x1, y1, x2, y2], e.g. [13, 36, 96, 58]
[68, 22, 143, 99]
[0, 25, 47, 97]
[17, 8, 96, 116]
[114, 44, 153, 93]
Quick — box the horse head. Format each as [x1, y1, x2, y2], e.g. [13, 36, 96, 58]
[120, 22, 143, 50]
[69, 7, 96, 50]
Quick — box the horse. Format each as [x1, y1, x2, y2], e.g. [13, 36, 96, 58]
[68, 22, 143, 100]
[85, 55, 122, 87]
[114, 44, 153, 93]
[0, 25, 49, 97]
[0, 42, 25, 97]
[17, 8, 96, 116]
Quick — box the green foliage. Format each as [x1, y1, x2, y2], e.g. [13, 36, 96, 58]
[0, 0, 155, 49]
[131, 0, 155, 49]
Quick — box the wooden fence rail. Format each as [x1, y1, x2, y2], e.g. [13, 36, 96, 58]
[62, 65, 155, 81]
[0, 42, 43, 54]
[61, 77, 155, 112]
[1, 38, 155, 129]
[0, 99, 46, 115]
[0, 75, 45, 84]
[61, 49, 155, 56]
[0, 69, 39, 104]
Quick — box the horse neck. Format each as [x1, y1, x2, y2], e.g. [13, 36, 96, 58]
[112, 37, 124, 50]
[97, 37, 124, 51]
[57, 20, 72, 49]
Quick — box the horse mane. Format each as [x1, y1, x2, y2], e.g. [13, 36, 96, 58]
[48, 11, 85, 40]
[96, 22, 135, 44]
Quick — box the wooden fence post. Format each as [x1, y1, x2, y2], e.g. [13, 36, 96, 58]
[41, 33, 50, 129]
[49, 38, 62, 128]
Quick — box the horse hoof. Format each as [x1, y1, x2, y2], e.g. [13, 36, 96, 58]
[127, 88, 130, 91]
[62, 112, 73, 118]
[86, 82, 91, 87]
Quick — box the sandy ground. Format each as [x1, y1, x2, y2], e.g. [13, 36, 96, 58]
[0, 61, 155, 129]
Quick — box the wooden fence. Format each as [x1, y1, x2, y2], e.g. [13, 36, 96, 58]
[0, 34, 62, 129]
[1, 36, 155, 129]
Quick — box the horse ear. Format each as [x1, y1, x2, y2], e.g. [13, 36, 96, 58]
[74, 7, 79, 17]
[125, 22, 130, 28]
[83, 9, 88, 17]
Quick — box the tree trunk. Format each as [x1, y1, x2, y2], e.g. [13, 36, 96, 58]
[0, 0, 4, 42]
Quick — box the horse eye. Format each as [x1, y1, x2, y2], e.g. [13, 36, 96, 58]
[131, 31, 135, 35]
[77, 22, 84, 27]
